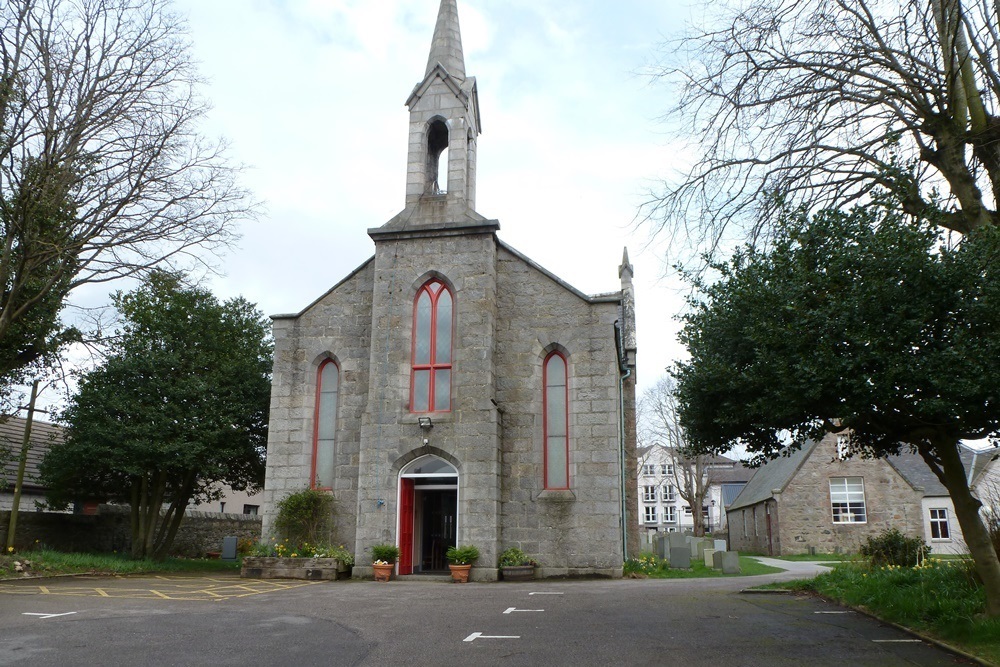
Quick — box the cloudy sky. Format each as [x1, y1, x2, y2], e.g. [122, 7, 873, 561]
[147, 0, 696, 397]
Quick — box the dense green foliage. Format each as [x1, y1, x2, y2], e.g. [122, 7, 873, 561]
[673, 198, 1000, 614]
[40, 273, 271, 559]
[498, 547, 536, 567]
[273, 488, 335, 545]
[445, 544, 480, 565]
[859, 529, 929, 568]
[371, 543, 400, 564]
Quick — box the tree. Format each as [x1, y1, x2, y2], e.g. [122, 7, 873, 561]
[0, 0, 253, 410]
[646, 0, 1000, 264]
[640, 376, 711, 536]
[673, 198, 1000, 616]
[40, 272, 271, 559]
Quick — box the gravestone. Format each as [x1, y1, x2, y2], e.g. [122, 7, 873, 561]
[714, 539, 727, 553]
[221, 536, 238, 561]
[712, 550, 724, 569]
[669, 548, 691, 569]
[653, 534, 668, 559]
[721, 551, 741, 574]
[703, 549, 716, 567]
[668, 534, 687, 551]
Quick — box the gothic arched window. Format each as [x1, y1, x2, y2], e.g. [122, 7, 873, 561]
[543, 351, 569, 489]
[411, 279, 453, 412]
[312, 359, 339, 489]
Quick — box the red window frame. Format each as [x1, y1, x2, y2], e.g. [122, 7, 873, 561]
[311, 358, 339, 490]
[410, 279, 453, 412]
[543, 350, 569, 489]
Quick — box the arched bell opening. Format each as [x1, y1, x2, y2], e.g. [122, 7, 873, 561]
[425, 119, 450, 194]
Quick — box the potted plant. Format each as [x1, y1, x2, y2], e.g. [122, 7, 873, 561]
[445, 544, 479, 583]
[498, 547, 538, 581]
[371, 543, 399, 582]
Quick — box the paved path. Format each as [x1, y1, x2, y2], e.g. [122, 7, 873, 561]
[0, 572, 976, 667]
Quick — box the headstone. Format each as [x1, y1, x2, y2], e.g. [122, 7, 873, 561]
[689, 538, 701, 558]
[714, 539, 727, 553]
[653, 534, 668, 559]
[721, 551, 741, 575]
[698, 539, 714, 560]
[221, 536, 238, 561]
[668, 534, 687, 551]
[703, 549, 716, 567]
[712, 550, 724, 569]
[669, 547, 691, 569]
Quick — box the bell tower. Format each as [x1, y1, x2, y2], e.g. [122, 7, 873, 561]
[402, 0, 481, 220]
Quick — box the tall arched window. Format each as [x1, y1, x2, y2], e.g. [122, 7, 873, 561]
[543, 351, 569, 489]
[411, 279, 453, 412]
[312, 359, 339, 489]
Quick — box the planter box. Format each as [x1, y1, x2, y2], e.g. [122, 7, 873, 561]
[501, 565, 535, 582]
[241, 557, 350, 581]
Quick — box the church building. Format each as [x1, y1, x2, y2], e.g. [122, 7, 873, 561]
[261, 0, 639, 580]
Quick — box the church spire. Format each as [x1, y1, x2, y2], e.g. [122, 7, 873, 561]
[425, 0, 466, 80]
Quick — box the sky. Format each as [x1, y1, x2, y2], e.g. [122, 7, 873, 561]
[144, 0, 695, 400]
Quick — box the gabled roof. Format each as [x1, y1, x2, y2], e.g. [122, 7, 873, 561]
[0, 417, 63, 493]
[727, 441, 817, 512]
[884, 445, 982, 497]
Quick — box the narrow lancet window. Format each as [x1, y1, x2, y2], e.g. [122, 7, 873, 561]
[543, 351, 569, 489]
[312, 359, 339, 489]
[411, 279, 453, 412]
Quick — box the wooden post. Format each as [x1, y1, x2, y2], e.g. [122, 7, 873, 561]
[6, 380, 39, 551]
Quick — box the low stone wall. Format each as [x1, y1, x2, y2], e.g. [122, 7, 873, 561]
[0, 505, 261, 557]
[241, 557, 348, 581]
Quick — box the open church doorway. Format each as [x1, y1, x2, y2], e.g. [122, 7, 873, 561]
[398, 456, 458, 575]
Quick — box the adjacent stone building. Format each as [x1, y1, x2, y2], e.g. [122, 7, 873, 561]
[260, 0, 638, 580]
[727, 432, 993, 556]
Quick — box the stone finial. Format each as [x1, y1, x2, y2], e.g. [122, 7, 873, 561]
[425, 0, 466, 80]
[619, 247, 634, 283]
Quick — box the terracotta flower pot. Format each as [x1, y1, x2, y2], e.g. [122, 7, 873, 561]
[373, 563, 394, 582]
[449, 563, 472, 583]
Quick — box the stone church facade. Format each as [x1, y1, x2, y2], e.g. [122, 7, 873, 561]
[260, 0, 638, 580]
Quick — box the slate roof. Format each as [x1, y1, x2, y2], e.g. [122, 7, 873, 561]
[727, 441, 817, 512]
[0, 417, 63, 492]
[728, 438, 993, 510]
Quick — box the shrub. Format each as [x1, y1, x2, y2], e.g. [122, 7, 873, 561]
[371, 543, 400, 564]
[274, 488, 334, 545]
[446, 544, 480, 565]
[498, 547, 537, 567]
[859, 528, 929, 567]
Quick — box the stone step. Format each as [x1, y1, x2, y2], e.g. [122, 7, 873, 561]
[396, 574, 453, 583]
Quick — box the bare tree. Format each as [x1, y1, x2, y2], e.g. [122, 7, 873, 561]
[641, 376, 711, 536]
[0, 0, 253, 407]
[645, 0, 1000, 265]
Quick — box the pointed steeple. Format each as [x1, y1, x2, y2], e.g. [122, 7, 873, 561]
[425, 0, 466, 80]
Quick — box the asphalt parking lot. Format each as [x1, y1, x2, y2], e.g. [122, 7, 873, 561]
[0, 571, 979, 667]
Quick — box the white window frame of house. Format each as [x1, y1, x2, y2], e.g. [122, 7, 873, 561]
[643, 485, 657, 502]
[929, 507, 951, 540]
[660, 463, 674, 476]
[663, 484, 676, 502]
[830, 476, 867, 524]
[663, 506, 677, 523]
[643, 505, 657, 523]
[641, 464, 656, 476]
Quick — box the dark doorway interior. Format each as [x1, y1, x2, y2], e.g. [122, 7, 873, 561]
[418, 488, 456, 572]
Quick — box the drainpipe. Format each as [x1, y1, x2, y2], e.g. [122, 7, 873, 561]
[615, 322, 631, 561]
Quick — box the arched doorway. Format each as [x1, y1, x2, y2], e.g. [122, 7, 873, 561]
[398, 456, 458, 575]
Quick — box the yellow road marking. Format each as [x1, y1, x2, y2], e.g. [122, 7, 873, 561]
[0, 577, 323, 601]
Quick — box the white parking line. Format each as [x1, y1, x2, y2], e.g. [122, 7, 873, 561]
[464, 632, 520, 642]
[22, 612, 77, 620]
[872, 640, 922, 643]
[528, 592, 563, 596]
[814, 611, 853, 614]
[503, 607, 544, 614]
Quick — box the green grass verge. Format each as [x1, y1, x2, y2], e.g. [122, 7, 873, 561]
[625, 554, 785, 578]
[0, 549, 240, 579]
[760, 560, 1000, 665]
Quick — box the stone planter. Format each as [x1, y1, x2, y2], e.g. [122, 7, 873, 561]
[449, 563, 472, 583]
[372, 563, 395, 582]
[241, 557, 350, 581]
[500, 565, 535, 582]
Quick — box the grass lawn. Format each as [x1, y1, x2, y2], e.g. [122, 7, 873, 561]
[0, 549, 240, 579]
[753, 560, 1000, 666]
[625, 555, 785, 578]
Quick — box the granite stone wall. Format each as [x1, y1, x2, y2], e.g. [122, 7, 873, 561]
[0, 505, 261, 556]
